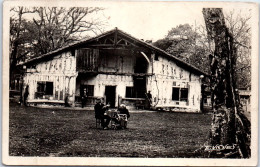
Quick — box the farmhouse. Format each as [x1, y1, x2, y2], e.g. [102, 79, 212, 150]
[19, 28, 206, 112]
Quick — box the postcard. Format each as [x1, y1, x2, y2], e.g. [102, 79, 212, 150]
[2, 0, 258, 166]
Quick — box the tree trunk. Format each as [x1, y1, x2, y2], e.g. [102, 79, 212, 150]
[203, 8, 250, 158]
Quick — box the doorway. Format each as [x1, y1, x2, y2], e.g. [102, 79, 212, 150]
[133, 76, 146, 98]
[134, 54, 148, 73]
[105, 86, 116, 107]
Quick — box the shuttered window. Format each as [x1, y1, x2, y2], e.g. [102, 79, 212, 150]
[172, 87, 188, 102]
[172, 88, 180, 100]
[126, 87, 135, 98]
[180, 88, 188, 101]
[76, 48, 99, 71]
[36, 81, 53, 96]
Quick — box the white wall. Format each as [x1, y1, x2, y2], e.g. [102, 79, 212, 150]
[76, 74, 134, 106]
[147, 54, 202, 111]
[23, 51, 77, 102]
[23, 48, 202, 111]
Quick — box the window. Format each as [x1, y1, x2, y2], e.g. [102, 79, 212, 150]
[37, 82, 45, 93]
[86, 85, 94, 96]
[37, 81, 53, 95]
[172, 88, 180, 101]
[172, 87, 188, 102]
[81, 85, 94, 96]
[126, 87, 135, 98]
[180, 88, 188, 101]
[46, 82, 54, 95]
[126, 76, 146, 98]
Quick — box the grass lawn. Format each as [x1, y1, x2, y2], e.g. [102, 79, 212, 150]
[9, 102, 212, 157]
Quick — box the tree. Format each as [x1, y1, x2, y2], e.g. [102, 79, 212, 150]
[10, 7, 106, 60]
[30, 7, 106, 56]
[203, 8, 250, 158]
[10, 7, 36, 88]
[153, 24, 211, 73]
[224, 10, 251, 89]
[153, 10, 252, 89]
[10, 7, 106, 89]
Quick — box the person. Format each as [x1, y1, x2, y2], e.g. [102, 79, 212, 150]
[94, 98, 111, 129]
[112, 104, 130, 129]
[145, 91, 152, 109]
[81, 88, 87, 108]
[147, 91, 152, 100]
[23, 85, 29, 107]
[118, 104, 130, 119]
[64, 94, 71, 107]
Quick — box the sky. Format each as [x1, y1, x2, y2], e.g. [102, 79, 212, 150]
[98, 2, 207, 41]
[9, 1, 253, 42]
[94, 2, 252, 41]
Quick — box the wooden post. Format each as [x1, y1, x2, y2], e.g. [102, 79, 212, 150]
[114, 27, 118, 46]
[151, 53, 155, 74]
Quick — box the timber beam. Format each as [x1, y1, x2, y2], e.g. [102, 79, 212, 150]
[78, 71, 153, 76]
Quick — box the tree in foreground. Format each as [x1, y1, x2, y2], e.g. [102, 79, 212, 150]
[202, 8, 250, 158]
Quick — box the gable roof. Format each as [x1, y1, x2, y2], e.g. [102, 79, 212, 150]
[19, 27, 207, 76]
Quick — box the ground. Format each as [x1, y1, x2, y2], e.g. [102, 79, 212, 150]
[9, 102, 212, 157]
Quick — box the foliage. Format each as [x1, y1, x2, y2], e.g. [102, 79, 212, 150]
[10, 7, 106, 65]
[224, 10, 251, 89]
[153, 10, 251, 89]
[153, 24, 211, 74]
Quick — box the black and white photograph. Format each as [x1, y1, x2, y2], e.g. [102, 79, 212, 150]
[2, 1, 258, 166]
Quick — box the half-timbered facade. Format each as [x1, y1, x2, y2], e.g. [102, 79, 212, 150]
[20, 28, 206, 112]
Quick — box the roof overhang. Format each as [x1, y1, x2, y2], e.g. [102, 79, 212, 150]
[19, 27, 208, 77]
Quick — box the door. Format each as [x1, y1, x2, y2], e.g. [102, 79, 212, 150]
[133, 76, 146, 98]
[105, 86, 116, 107]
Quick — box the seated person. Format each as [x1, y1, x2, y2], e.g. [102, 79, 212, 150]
[112, 104, 130, 129]
[118, 104, 130, 119]
[94, 99, 111, 129]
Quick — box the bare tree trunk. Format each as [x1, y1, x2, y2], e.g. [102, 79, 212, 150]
[203, 8, 250, 158]
[10, 7, 23, 89]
